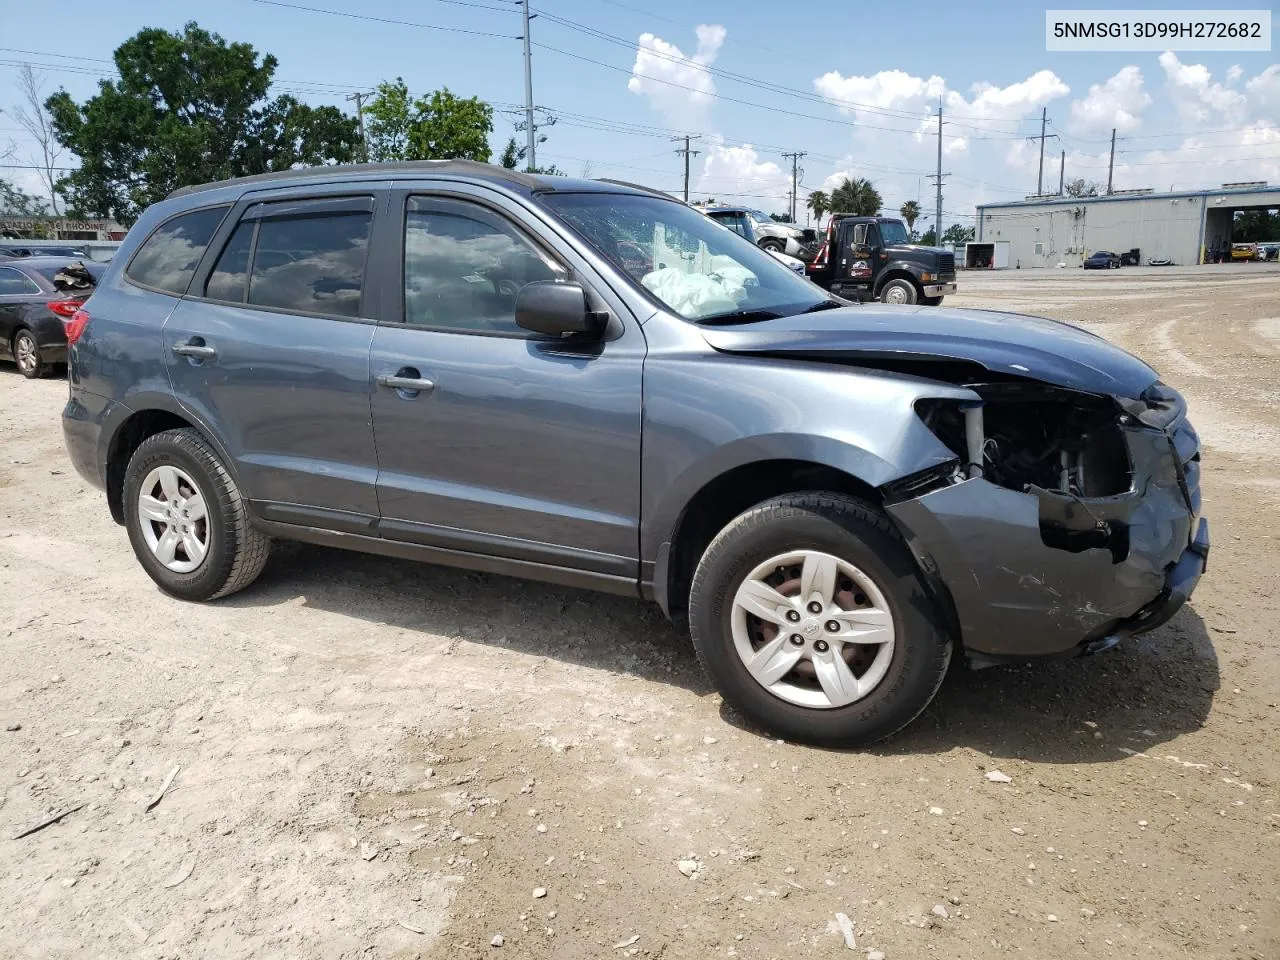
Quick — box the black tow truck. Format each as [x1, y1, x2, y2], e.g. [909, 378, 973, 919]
[806, 214, 957, 305]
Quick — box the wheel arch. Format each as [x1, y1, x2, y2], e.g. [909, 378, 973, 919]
[873, 266, 924, 296]
[103, 398, 237, 525]
[656, 455, 886, 621]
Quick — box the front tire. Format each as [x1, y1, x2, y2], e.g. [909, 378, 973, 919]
[13, 329, 45, 379]
[688, 493, 951, 746]
[759, 238, 785, 253]
[123, 428, 270, 601]
[879, 279, 918, 305]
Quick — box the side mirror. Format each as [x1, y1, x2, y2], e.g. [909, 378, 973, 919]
[515, 281, 604, 337]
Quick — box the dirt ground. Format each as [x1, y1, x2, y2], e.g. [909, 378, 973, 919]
[1, 264, 1277, 960]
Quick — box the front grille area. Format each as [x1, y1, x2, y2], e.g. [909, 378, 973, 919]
[937, 253, 955, 275]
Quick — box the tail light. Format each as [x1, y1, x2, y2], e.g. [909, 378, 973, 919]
[64, 308, 90, 346]
[48, 298, 82, 318]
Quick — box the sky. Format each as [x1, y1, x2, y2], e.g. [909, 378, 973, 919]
[2, 0, 1277, 227]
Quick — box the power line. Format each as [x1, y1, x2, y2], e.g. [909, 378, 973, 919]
[250, 0, 517, 37]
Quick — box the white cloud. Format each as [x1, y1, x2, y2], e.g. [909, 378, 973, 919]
[1158, 52, 1248, 125]
[812, 69, 946, 118]
[627, 25, 725, 129]
[959, 70, 1070, 121]
[695, 141, 791, 213]
[1245, 64, 1280, 119]
[811, 66, 1067, 160]
[1069, 66, 1152, 136]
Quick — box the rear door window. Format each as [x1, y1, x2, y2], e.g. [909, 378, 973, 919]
[249, 210, 372, 318]
[200, 198, 374, 318]
[205, 222, 255, 303]
[126, 206, 229, 295]
[0, 266, 40, 296]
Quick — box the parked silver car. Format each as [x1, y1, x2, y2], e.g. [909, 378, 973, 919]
[700, 205, 818, 261]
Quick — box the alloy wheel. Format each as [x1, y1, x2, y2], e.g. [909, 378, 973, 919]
[137, 465, 210, 574]
[14, 333, 37, 375]
[730, 549, 895, 709]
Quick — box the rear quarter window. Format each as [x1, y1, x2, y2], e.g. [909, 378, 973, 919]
[126, 206, 230, 295]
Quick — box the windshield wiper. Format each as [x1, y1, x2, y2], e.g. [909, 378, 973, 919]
[697, 309, 785, 325]
[800, 299, 844, 314]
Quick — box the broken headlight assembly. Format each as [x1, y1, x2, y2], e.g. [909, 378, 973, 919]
[915, 384, 1132, 497]
[914, 385, 1136, 561]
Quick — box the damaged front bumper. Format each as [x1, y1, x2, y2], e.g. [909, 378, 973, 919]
[885, 400, 1208, 660]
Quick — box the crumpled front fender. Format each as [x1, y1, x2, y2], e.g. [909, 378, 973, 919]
[886, 422, 1200, 658]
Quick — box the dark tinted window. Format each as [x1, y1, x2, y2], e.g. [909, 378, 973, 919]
[709, 212, 748, 237]
[205, 222, 254, 302]
[403, 198, 564, 332]
[0, 266, 40, 295]
[126, 206, 228, 294]
[248, 213, 371, 318]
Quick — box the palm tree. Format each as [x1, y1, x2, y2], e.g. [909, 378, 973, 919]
[899, 200, 920, 233]
[806, 190, 829, 227]
[830, 177, 882, 217]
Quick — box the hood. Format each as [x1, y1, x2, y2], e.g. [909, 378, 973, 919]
[701, 304, 1159, 397]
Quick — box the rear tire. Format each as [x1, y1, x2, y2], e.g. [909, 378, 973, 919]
[13, 329, 45, 379]
[879, 279, 918, 305]
[123, 428, 270, 601]
[688, 492, 951, 746]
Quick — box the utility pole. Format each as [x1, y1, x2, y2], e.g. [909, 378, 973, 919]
[1026, 107, 1059, 196]
[782, 151, 806, 222]
[925, 100, 949, 244]
[345, 92, 372, 162]
[673, 135, 701, 203]
[1059, 149, 1065, 195]
[1106, 128, 1116, 195]
[521, 0, 536, 171]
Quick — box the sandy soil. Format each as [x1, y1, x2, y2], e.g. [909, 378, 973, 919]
[1, 264, 1277, 959]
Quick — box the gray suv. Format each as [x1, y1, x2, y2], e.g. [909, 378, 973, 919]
[62, 161, 1208, 745]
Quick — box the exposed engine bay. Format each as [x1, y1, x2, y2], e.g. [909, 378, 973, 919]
[917, 384, 1132, 498]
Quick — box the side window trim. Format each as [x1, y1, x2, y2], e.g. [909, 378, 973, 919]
[393, 192, 570, 337]
[123, 203, 232, 297]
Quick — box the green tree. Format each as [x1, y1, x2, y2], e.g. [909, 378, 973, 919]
[1065, 178, 1100, 198]
[899, 200, 920, 232]
[499, 137, 520, 169]
[0, 179, 50, 217]
[1233, 208, 1280, 242]
[830, 177, 882, 216]
[806, 190, 829, 226]
[363, 81, 493, 163]
[44, 22, 359, 224]
[408, 88, 492, 162]
[942, 223, 975, 245]
[919, 226, 937, 246]
[363, 78, 415, 162]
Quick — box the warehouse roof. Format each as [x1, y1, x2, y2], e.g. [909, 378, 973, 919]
[977, 183, 1280, 211]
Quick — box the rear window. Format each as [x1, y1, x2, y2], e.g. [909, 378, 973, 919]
[126, 206, 229, 295]
[246, 212, 372, 318]
[31, 261, 101, 294]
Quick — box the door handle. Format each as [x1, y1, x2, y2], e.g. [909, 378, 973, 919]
[173, 340, 217, 360]
[376, 371, 435, 395]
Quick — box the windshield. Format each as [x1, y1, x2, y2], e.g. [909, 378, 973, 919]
[879, 220, 910, 245]
[541, 192, 826, 322]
